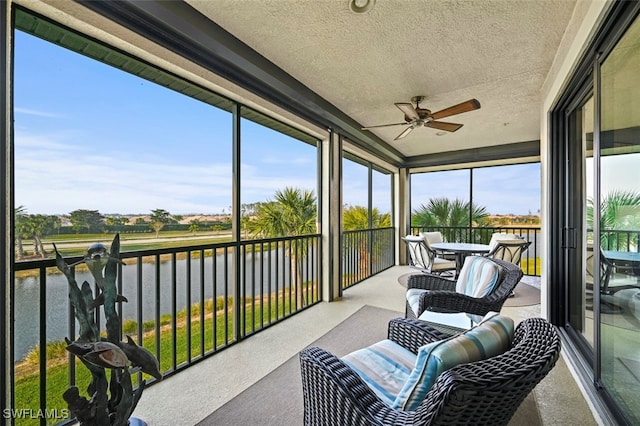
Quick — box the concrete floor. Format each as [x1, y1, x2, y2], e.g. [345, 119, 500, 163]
[132, 266, 600, 425]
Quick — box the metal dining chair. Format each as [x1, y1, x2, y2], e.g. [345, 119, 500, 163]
[484, 239, 531, 266]
[403, 235, 456, 277]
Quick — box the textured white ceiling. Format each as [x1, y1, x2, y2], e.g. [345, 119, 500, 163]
[187, 0, 578, 157]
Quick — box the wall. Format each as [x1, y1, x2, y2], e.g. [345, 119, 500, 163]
[539, 0, 613, 319]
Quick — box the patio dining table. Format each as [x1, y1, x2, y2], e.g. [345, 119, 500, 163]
[603, 250, 640, 276]
[430, 242, 491, 276]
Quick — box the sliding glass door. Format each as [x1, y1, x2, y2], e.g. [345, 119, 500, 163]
[598, 14, 640, 420]
[559, 10, 640, 423]
[566, 94, 595, 350]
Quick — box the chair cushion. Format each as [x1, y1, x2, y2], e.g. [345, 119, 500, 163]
[431, 256, 456, 271]
[420, 231, 444, 245]
[455, 256, 503, 298]
[393, 313, 514, 411]
[406, 288, 426, 316]
[406, 289, 475, 324]
[342, 339, 416, 406]
[417, 310, 479, 330]
[404, 235, 431, 270]
[488, 232, 521, 251]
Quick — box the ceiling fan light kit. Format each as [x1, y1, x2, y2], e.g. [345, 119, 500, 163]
[362, 96, 481, 140]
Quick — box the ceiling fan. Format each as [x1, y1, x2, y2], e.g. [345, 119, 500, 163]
[362, 96, 481, 141]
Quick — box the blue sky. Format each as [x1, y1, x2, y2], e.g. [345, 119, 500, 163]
[14, 31, 318, 215]
[14, 30, 539, 216]
[411, 164, 541, 216]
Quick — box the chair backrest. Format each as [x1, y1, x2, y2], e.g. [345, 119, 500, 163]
[487, 240, 531, 265]
[415, 317, 561, 425]
[488, 232, 523, 248]
[471, 257, 524, 307]
[403, 235, 435, 272]
[420, 231, 444, 248]
[455, 256, 504, 298]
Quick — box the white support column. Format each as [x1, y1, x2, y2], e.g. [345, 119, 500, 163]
[395, 167, 410, 265]
[321, 131, 342, 301]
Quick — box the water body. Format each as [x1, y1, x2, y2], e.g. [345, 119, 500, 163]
[13, 249, 314, 361]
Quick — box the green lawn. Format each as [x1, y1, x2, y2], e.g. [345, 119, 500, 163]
[38, 232, 233, 257]
[14, 284, 317, 425]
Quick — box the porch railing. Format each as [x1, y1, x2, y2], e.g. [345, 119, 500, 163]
[409, 226, 542, 276]
[11, 234, 320, 425]
[342, 227, 395, 289]
[599, 229, 640, 251]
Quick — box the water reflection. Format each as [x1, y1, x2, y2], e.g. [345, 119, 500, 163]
[14, 249, 310, 360]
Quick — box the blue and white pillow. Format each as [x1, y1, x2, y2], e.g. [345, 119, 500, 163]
[392, 313, 514, 411]
[342, 339, 416, 406]
[455, 256, 503, 298]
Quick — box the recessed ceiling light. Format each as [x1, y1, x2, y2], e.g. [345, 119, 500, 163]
[436, 132, 447, 136]
[349, 0, 375, 14]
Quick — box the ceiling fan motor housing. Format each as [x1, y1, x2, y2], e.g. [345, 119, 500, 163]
[415, 108, 432, 121]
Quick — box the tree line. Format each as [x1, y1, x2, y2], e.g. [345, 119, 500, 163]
[16, 188, 561, 261]
[13, 207, 232, 260]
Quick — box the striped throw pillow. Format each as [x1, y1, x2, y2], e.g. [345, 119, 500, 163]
[393, 314, 514, 411]
[455, 256, 503, 298]
[342, 339, 416, 406]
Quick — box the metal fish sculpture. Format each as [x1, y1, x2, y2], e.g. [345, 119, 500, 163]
[62, 386, 100, 425]
[54, 244, 99, 342]
[70, 243, 124, 290]
[90, 292, 129, 310]
[118, 335, 162, 380]
[66, 340, 130, 369]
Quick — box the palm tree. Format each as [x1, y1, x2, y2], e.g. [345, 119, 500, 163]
[14, 209, 59, 259]
[27, 214, 50, 258]
[189, 219, 201, 236]
[14, 205, 27, 260]
[343, 205, 391, 230]
[343, 205, 391, 274]
[412, 197, 489, 241]
[248, 188, 317, 237]
[247, 187, 317, 307]
[587, 190, 640, 250]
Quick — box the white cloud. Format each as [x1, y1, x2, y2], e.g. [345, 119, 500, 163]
[15, 130, 322, 214]
[14, 107, 66, 119]
[261, 155, 311, 166]
[15, 131, 234, 214]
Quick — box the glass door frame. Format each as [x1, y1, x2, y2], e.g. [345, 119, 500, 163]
[549, 2, 640, 423]
[564, 85, 596, 364]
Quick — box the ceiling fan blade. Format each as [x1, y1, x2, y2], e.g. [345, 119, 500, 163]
[394, 125, 416, 140]
[427, 121, 463, 132]
[395, 103, 420, 121]
[431, 99, 481, 120]
[361, 122, 410, 130]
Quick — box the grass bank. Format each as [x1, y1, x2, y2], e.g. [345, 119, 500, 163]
[14, 284, 317, 425]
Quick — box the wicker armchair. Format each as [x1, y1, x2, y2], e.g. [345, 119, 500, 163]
[405, 257, 523, 320]
[300, 317, 561, 426]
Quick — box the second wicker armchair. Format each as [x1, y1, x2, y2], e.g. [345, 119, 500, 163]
[405, 256, 523, 329]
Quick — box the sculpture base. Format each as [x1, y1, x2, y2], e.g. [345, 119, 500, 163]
[129, 418, 147, 426]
